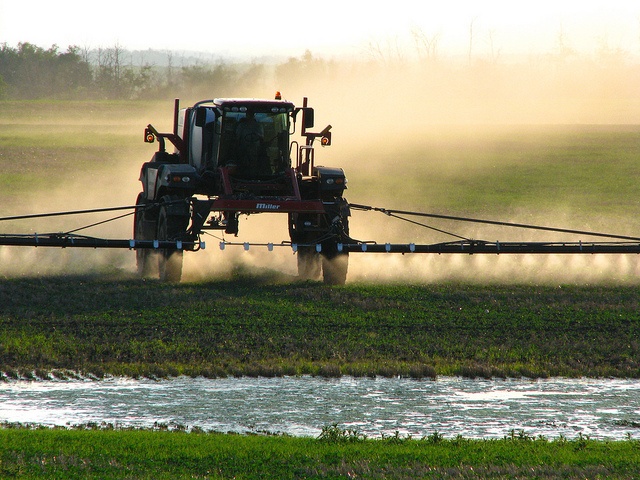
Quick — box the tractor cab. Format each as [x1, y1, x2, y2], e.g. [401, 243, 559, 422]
[182, 98, 295, 178]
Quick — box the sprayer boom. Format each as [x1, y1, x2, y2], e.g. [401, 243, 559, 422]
[1, 97, 637, 285]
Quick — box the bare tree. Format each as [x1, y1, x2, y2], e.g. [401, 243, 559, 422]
[412, 26, 440, 63]
[468, 17, 478, 65]
[166, 50, 174, 88]
[95, 43, 140, 98]
[365, 38, 385, 64]
[365, 36, 405, 66]
[79, 44, 92, 64]
[596, 34, 626, 67]
[487, 29, 501, 65]
[554, 23, 575, 61]
[112, 42, 124, 86]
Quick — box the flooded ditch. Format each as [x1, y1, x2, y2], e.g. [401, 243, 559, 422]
[1, 376, 639, 440]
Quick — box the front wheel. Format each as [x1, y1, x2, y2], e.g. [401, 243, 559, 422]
[290, 200, 350, 285]
[320, 199, 350, 285]
[134, 193, 157, 278]
[157, 199, 189, 282]
[297, 245, 321, 281]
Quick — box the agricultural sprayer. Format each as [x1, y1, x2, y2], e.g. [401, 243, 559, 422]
[2, 94, 640, 285]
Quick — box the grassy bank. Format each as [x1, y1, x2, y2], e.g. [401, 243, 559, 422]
[1, 425, 639, 479]
[1, 272, 639, 379]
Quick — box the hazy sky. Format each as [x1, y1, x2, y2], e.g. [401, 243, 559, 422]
[1, 0, 638, 58]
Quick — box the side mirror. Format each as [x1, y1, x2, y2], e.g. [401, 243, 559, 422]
[303, 107, 314, 129]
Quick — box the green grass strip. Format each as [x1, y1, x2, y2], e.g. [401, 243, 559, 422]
[0, 427, 639, 479]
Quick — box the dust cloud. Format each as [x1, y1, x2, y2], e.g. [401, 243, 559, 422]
[0, 103, 156, 278]
[275, 53, 640, 284]
[2, 53, 640, 283]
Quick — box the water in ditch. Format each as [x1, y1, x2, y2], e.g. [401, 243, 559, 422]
[1, 376, 639, 440]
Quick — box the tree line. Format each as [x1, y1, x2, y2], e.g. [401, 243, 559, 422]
[0, 43, 93, 99]
[0, 42, 339, 100]
[0, 40, 638, 123]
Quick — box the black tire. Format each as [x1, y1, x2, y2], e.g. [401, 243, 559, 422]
[290, 200, 350, 285]
[157, 200, 189, 283]
[134, 193, 157, 278]
[290, 213, 321, 281]
[320, 201, 350, 285]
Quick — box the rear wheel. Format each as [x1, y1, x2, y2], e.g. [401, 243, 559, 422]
[157, 197, 189, 283]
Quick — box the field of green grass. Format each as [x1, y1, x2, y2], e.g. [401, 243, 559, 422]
[1, 100, 640, 477]
[1, 274, 639, 380]
[1, 100, 639, 377]
[347, 124, 640, 242]
[2, 425, 639, 479]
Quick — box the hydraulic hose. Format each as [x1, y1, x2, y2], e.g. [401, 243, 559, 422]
[349, 203, 640, 242]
